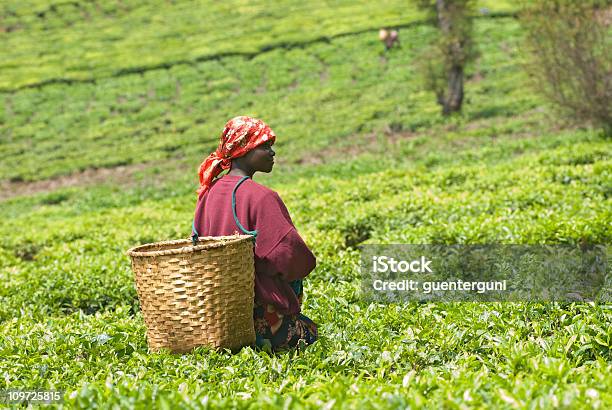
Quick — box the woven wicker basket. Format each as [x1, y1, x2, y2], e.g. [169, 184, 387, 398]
[127, 235, 256, 353]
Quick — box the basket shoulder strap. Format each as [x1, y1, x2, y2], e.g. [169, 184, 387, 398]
[191, 175, 258, 246]
[232, 176, 258, 243]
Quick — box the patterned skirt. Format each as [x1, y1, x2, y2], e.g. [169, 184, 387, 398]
[253, 279, 318, 352]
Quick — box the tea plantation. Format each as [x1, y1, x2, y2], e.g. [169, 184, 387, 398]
[0, 1, 610, 408]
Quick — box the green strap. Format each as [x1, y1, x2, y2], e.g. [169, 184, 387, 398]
[191, 175, 257, 246]
[191, 220, 199, 246]
[232, 176, 258, 242]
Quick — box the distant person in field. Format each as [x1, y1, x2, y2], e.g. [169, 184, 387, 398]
[379, 28, 400, 51]
[192, 116, 318, 352]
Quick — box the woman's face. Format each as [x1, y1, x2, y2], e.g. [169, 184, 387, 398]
[244, 141, 275, 173]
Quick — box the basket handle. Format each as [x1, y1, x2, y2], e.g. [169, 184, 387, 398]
[191, 175, 258, 246]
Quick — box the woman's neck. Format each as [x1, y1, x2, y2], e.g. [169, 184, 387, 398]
[227, 167, 253, 178]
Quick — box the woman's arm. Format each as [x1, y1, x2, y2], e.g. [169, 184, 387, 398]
[253, 191, 316, 281]
[260, 227, 316, 281]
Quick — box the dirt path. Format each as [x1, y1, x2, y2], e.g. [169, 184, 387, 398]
[0, 163, 150, 201]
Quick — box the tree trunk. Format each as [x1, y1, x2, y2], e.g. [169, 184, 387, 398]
[445, 64, 464, 115]
[436, 0, 465, 115]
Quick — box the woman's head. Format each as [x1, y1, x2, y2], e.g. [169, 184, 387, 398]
[197, 116, 276, 196]
[230, 139, 275, 175]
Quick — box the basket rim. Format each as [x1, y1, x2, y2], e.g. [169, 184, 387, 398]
[126, 234, 253, 257]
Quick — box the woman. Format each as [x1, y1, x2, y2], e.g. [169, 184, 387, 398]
[192, 116, 318, 352]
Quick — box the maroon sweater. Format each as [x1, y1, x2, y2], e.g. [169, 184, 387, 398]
[193, 174, 316, 315]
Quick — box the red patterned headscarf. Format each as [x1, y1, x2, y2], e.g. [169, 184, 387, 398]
[196, 116, 276, 197]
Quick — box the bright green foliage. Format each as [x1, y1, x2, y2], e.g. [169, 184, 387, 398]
[1, 124, 610, 407]
[0, 0, 516, 91]
[1, 1, 611, 408]
[0, 0, 426, 91]
[2, 17, 529, 182]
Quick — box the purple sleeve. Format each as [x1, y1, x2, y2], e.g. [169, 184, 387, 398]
[264, 228, 316, 281]
[254, 192, 316, 281]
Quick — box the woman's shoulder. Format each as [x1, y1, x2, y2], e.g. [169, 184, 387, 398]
[220, 175, 279, 200]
